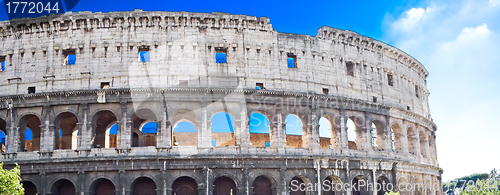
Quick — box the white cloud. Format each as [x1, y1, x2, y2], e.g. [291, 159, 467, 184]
[392, 7, 432, 32]
[490, 0, 500, 6]
[385, 0, 500, 181]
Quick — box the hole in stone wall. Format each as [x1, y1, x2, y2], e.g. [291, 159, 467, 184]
[322, 88, 329, 95]
[346, 61, 354, 76]
[373, 96, 377, 103]
[287, 53, 297, 68]
[63, 50, 76, 65]
[387, 74, 394, 86]
[101, 82, 110, 89]
[415, 85, 419, 98]
[256, 83, 264, 90]
[28, 87, 36, 94]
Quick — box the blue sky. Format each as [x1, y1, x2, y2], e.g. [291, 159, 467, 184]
[1, 0, 499, 181]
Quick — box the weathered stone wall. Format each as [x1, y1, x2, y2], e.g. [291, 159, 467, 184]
[0, 10, 431, 118]
[0, 10, 441, 195]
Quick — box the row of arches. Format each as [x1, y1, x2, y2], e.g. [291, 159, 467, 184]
[21, 174, 435, 195]
[0, 108, 436, 160]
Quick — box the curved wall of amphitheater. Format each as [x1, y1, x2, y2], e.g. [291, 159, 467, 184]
[0, 10, 440, 195]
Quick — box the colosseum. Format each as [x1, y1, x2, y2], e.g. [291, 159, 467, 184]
[0, 10, 441, 195]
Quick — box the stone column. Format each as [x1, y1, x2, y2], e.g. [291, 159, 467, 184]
[161, 169, 168, 195]
[308, 105, 320, 150]
[339, 110, 348, 150]
[384, 115, 392, 152]
[6, 105, 16, 153]
[159, 109, 172, 148]
[118, 102, 130, 149]
[273, 103, 286, 154]
[40, 105, 52, 152]
[424, 137, 431, 159]
[118, 170, 126, 195]
[203, 167, 211, 195]
[242, 168, 249, 195]
[46, 124, 56, 151]
[401, 120, 409, 154]
[279, 168, 286, 195]
[239, 101, 250, 148]
[40, 172, 47, 195]
[200, 102, 211, 148]
[77, 170, 85, 195]
[372, 169, 377, 195]
[78, 103, 91, 150]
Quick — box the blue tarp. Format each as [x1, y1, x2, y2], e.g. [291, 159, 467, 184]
[287, 57, 294, 68]
[216, 53, 226, 63]
[67, 54, 76, 65]
[140, 51, 150, 62]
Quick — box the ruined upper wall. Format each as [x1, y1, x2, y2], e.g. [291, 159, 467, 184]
[0, 10, 432, 118]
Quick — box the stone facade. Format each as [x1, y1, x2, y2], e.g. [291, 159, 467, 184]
[0, 10, 440, 195]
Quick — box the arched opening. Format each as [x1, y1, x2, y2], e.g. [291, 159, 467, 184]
[428, 135, 435, 160]
[140, 121, 158, 146]
[105, 123, 117, 148]
[253, 176, 272, 195]
[54, 112, 79, 150]
[352, 176, 369, 195]
[323, 176, 342, 195]
[172, 176, 198, 195]
[50, 179, 75, 195]
[397, 177, 409, 195]
[0, 118, 6, 152]
[419, 131, 428, 158]
[407, 127, 418, 155]
[90, 178, 115, 195]
[210, 112, 235, 147]
[286, 114, 305, 148]
[18, 115, 41, 152]
[346, 117, 361, 150]
[92, 110, 117, 148]
[391, 123, 404, 153]
[213, 176, 237, 195]
[319, 117, 334, 149]
[289, 176, 306, 195]
[22, 181, 37, 195]
[173, 121, 197, 146]
[370, 123, 377, 149]
[249, 113, 271, 147]
[0, 130, 6, 153]
[132, 177, 157, 195]
[414, 179, 423, 195]
[377, 176, 391, 195]
[371, 120, 386, 151]
[132, 109, 158, 147]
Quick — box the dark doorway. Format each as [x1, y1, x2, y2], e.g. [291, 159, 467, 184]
[377, 176, 390, 195]
[253, 176, 272, 195]
[93, 178, 115, 195]
[290, 176, 306, 195]
[213, 176, 237, 195]
[323, 177, 334, 195]
[352, 177, 369, 195]
[22, 181, 37, 195]
[132, 177, 156, 195]
[172, 176, 198, 195]
[51, 179, 75, 195]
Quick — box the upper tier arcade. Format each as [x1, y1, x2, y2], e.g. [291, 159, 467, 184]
[0, 10, 431, 118]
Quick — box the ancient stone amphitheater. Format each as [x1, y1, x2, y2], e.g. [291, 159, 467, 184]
[0, 10, 441, 195]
